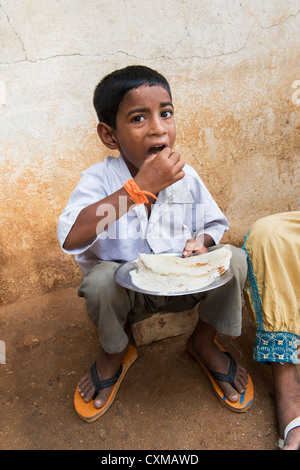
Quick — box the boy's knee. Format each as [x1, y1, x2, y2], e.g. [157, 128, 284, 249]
[230, 245, 247, 271]
[79, 261, 119, 300]
[226, 245, 247, 290]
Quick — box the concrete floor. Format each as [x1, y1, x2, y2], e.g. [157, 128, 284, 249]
[0, 286, 280, 450]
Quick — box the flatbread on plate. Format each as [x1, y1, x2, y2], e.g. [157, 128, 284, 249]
[130, 245, 232, 294]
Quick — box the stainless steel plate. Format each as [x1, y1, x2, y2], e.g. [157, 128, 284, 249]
[114, 249, 233, 296]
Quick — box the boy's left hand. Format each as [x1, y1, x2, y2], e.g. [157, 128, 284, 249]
[182, 237, 208, 258]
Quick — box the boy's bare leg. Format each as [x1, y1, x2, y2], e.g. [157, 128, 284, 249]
[77, 345, 128, 408]
[187, 319, 248, 402]
[271, 362, 300, 450]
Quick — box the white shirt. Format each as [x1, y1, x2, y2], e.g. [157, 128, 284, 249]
[57, 155, 228, 275]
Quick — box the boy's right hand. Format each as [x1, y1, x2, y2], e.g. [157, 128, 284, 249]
[134, 147, 185, 195]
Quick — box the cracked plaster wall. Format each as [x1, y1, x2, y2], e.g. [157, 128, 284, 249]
[0, 0, 299, 304]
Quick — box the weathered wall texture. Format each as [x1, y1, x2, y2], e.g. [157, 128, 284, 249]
[1, 0, 299, 304]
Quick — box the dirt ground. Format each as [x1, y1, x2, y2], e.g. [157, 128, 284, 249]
[0, 286, 283, 451]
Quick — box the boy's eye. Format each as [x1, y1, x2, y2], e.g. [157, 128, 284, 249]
[132, 115, 145, 123]
[161, 110, 173, 118]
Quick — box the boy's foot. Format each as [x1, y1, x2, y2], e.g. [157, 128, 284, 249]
[78, 346, 128, 408]
[187, 335, 249, 403]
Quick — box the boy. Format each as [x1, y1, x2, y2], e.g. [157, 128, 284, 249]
[57, 65, 253, 422]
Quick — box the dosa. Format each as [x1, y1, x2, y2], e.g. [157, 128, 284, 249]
[130, 245, 232, 294]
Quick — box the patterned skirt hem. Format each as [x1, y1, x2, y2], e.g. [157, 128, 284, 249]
[253, 330, 300, 364]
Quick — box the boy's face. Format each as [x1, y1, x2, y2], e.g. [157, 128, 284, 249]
[112, 85, 176, 171]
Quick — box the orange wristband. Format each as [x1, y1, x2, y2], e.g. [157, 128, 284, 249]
[124, 179, 158, 205]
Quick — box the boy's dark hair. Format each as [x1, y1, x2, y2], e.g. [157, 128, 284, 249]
[93, 65, 172, 128]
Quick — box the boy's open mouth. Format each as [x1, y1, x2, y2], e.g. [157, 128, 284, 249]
[148, 144, 166, 155]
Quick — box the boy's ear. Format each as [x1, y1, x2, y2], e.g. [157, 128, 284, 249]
[97, 122, 119, 150]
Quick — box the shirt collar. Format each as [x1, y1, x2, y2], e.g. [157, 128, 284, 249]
[118, 155, 132, 183]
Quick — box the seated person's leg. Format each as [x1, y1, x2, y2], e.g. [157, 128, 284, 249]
[243, 212, 300, 449]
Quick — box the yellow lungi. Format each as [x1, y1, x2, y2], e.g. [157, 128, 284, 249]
[243, 212, 300, 364]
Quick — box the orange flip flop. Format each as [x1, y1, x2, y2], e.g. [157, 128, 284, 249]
[188, 340, 254, 413]
[74, 344, 138, 422]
